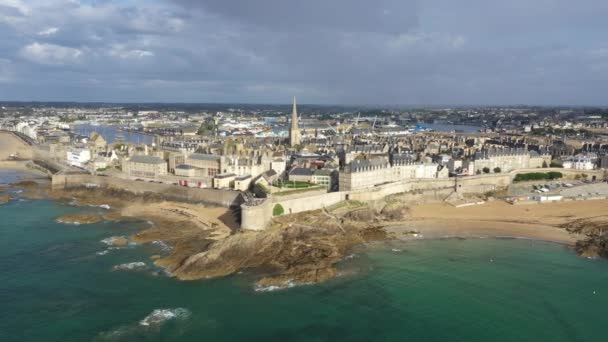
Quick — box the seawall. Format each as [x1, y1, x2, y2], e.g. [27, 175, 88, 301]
[240, 168, 605, 230]
[52, 173, 244, 208]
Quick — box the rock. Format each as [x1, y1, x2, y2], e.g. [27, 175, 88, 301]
[380, 202, 410, 221]
[56, 213, 102, 225]
[0, 194, 10, 204]
[150, 254, 162, 260]
[10, 180, 39, 189]
[101, 236, 129, 246]
[168, 209, 370, 285]
[343, 208, 376, 222]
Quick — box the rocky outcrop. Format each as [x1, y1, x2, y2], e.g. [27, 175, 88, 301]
[561, 216, 608, 258]
[56, 213, 103, 225]
[0, 194, 9, 204]
[163, 203, 393, 289]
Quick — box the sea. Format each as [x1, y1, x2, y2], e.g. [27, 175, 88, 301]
[72, 124, 154, 145]
[1, 170, 608, 341]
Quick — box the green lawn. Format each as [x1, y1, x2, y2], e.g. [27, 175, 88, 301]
[272, 180, 312, 189]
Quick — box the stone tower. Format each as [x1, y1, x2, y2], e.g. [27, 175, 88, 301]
[289, 96, 301, 147]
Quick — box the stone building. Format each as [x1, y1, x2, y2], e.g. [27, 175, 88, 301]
[338, 155, 444, 191]
[122, 155, 167, 180]
[213, 173, 237, 189]
[185, 153, 221, 177]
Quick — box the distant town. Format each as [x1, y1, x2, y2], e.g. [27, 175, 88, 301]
[1, 101, 607, 229]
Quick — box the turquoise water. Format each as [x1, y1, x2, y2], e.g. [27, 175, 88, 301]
[2, 172, 608, 341]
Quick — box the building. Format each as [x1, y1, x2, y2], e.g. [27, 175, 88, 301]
[289, 96, 301, 147]
[311, 169, 334, 189]
[67, 148, 91, 168]
[289, 167, 313, 183]
[213, 173, 236, 189]
[562, 154, 596, 170]
[175, 164, 197, 177]
[122, 155, 167, 180]
[338, 156, 443, 191]
[88, 132, 107, 155]
[464, 148, 549, 175]
[234, 174, 252, 191]
[185, 153, 221, 177]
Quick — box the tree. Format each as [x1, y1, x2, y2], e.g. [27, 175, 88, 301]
[197, 119, 217, 136]
[273, 204, 285, 216]
[482, 167, 490, 174]
[493, 167, 501, 173]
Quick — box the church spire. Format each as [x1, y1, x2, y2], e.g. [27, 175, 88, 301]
[291, 96, 298, 129]
[289, 96, 301, 147]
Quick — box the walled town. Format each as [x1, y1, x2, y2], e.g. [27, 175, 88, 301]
[3, 101, 608, 286]
[2, 101, 608, 230]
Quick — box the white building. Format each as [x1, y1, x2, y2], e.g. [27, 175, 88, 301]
[67, 148, 92, 168]
[562, 154, 596, 170]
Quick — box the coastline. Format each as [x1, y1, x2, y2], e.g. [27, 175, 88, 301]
[4, 168, 607, 288]
[0, 160, 37, 172]
[385, 219, 579, 245]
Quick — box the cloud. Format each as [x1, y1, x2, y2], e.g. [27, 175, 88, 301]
[37, 27, 59, 36]
[20, 42, 83, 65]
[0, 0, 606, 104]
[174, 0, 419, 34]
[108, 45, 155, 59]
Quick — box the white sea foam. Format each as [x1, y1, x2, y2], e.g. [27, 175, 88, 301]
[139, 308, 191, 327]
[96, 250, 109, 256]
[151, 240, 173, 252]
[97, 308, 191, 339]
[255, 279, 304, 292]
[98, 204, 111, 210]
[344, 253, 356, 260]
[391, 248, 403, 252]
[101, 236, 126, 246]
[112, 262, 146, 271]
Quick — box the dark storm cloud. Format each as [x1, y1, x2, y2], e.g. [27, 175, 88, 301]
[0, 0, 607, 105]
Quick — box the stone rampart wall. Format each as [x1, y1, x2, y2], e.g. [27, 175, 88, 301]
[52, 174, 243, 208]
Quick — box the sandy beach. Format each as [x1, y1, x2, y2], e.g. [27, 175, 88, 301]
[386, 200, 608, 244]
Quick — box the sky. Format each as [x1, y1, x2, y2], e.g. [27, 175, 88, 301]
[0, 0, 607, 105]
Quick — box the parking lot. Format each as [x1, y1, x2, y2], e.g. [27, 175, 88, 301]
[558, 182, 608, 198]
[509, 180, 608, 199]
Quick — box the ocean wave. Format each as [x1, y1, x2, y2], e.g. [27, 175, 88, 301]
[112, 262, 146, 271]
[101, 236, 128, 246]
[95, 308, 191, 340]
[139, 308, 191, 327]
[255, 279, 308, 292]
[57, 220, 81, 225]
[151, 240, 173, 252]
[96, 250, 109, 256]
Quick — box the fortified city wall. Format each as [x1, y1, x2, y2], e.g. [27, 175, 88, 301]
[52, 173, 243, 208]
[240, 168, 605, 230]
